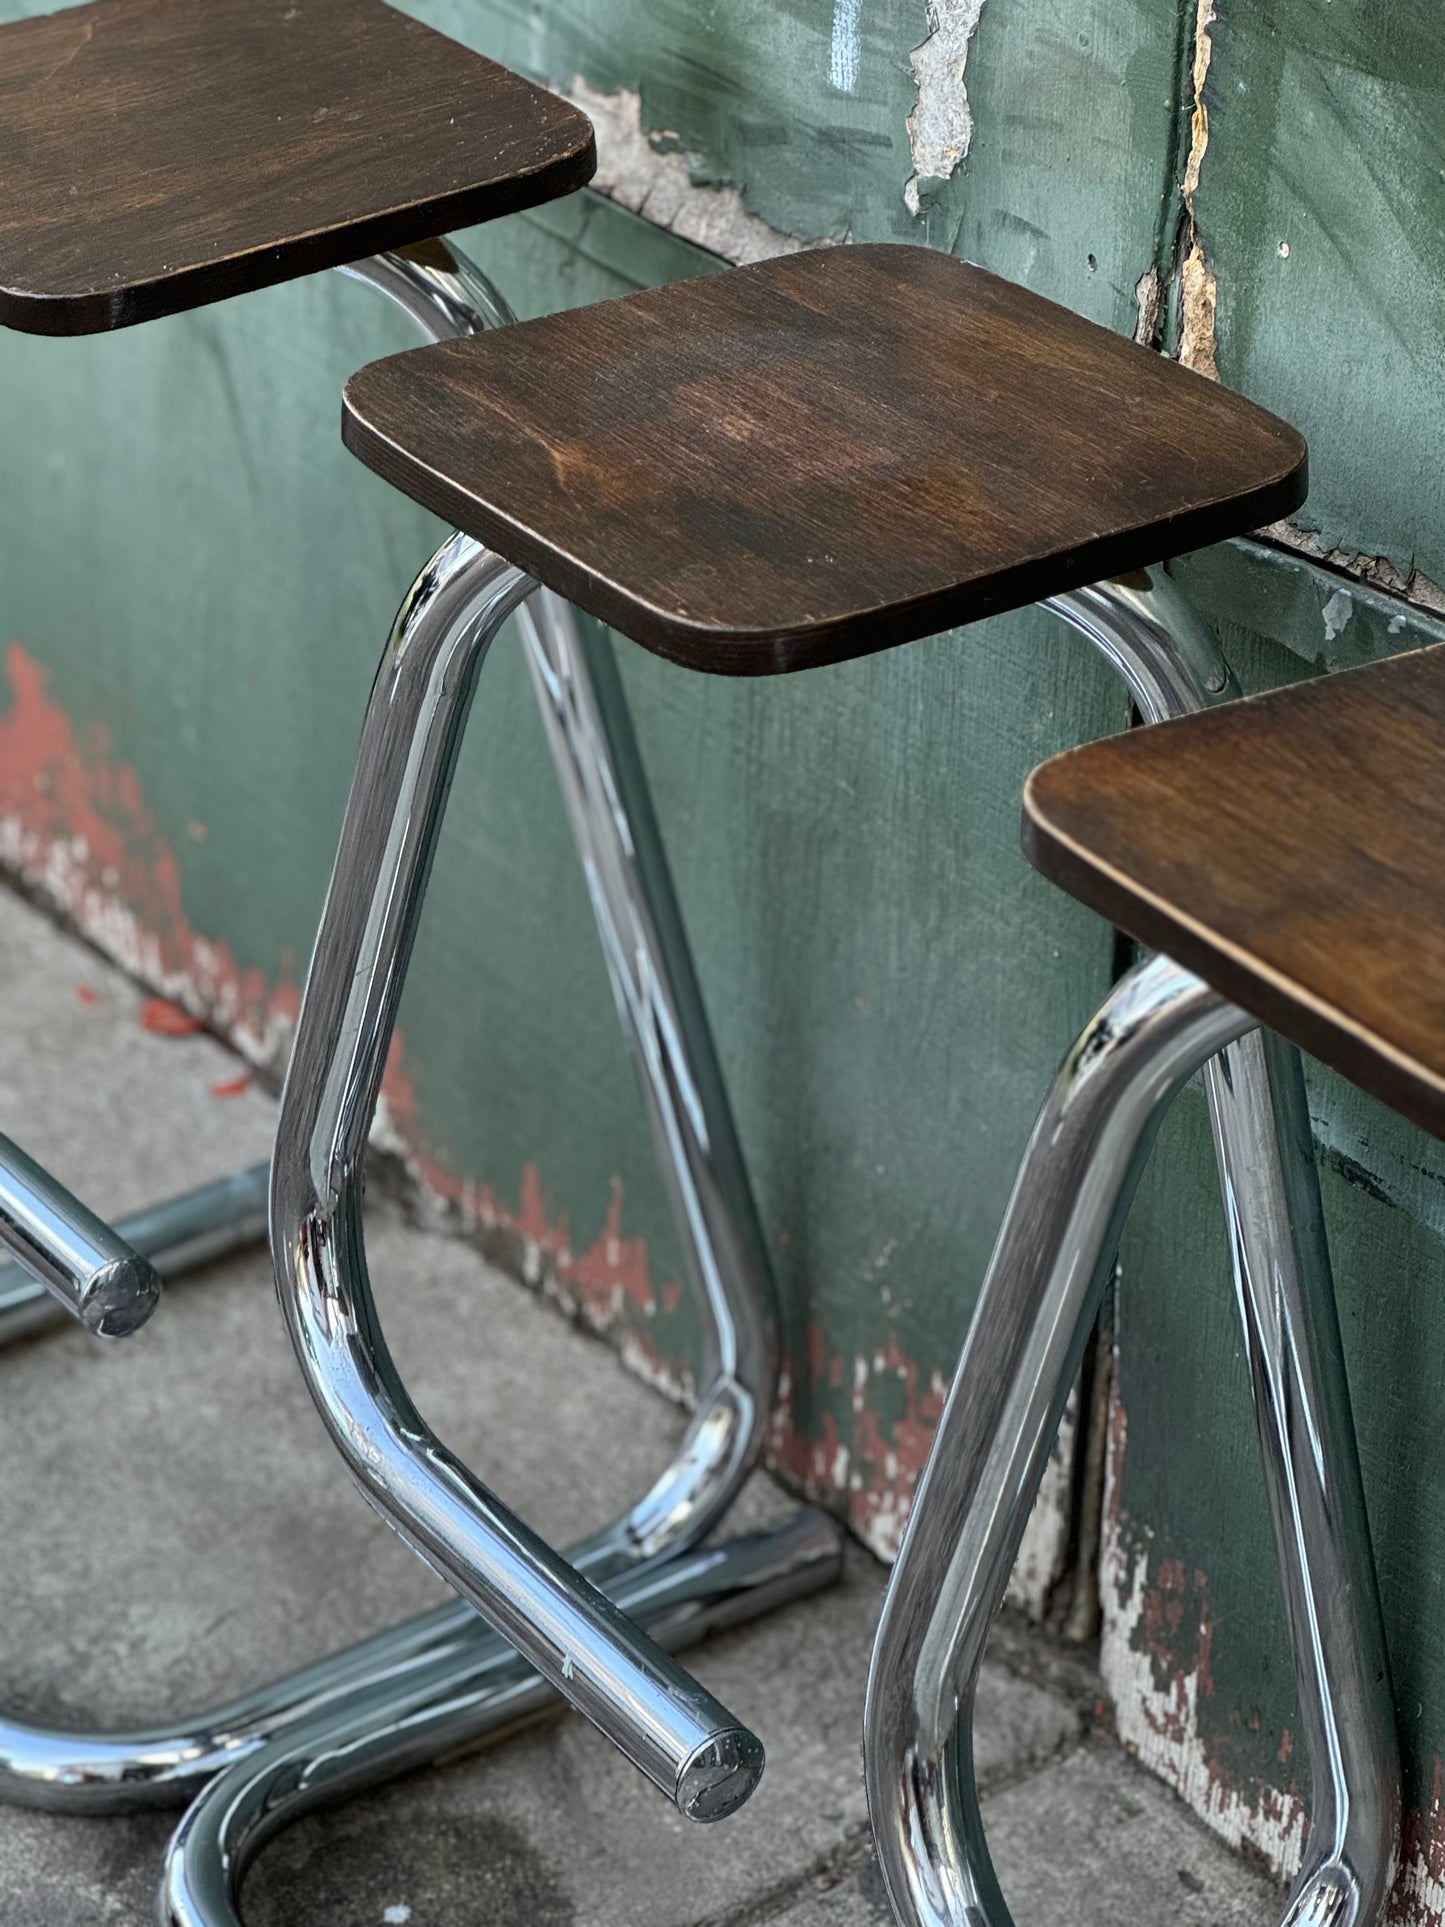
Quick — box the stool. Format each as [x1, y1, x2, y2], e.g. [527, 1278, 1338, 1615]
[209, 239, 1380, 1916]
[868, 645, 1431, 1924]
[0, 0, 833, 1853]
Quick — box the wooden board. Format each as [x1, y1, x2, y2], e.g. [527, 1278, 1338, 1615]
[1025, 643, 1445, 1138]
[0, 0, 594, 334]
[342, 243, 1307, 674]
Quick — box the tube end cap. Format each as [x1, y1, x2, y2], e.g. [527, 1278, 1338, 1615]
[677, 1727, 765, 1823]
[81, 1255, 164, 1339]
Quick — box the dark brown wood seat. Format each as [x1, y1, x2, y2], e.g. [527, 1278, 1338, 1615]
[0, 0, 594, 335]
[1023, 642, 1445, 1138]
[340, 243, 1307, 676]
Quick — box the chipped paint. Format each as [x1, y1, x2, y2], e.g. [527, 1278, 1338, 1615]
[563, 80, 807, 266]
[0, 641, 299, 1065]
[763, 1319, 1071, 1610]
[1178, 0, 1220, 379]
[1102, 1373, 1445, 1923]
[1263, 521, 1445, 622]
[1100, 1390, 1309, 1877]
[903, 0, 988, 217]
[1134, 266, 1165, 349]
[1320, 586, 1355, 645]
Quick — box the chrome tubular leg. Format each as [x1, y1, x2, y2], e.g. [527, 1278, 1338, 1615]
[0, 1131, 162, 1337]
[1047, 570, 1400, 1925]
[0, 1161, 269, 1347]
[158, 1512, 844, 1927]
[344, 236, 779, 1552]
[0, 242, 793, 1817]
[864, 956, 1255, 1927]
[270, 531, 763, 1822]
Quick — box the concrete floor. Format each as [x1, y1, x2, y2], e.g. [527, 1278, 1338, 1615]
[0, 887, 1279, 1925]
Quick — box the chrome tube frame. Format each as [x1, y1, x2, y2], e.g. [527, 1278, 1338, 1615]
[865, 573, 1398, 1927]
[1047, 570, 1400, 1927]
[0, 242, 790, 1818]
[866, 957, 1256, 1927]
[0, 1130, 162, 1337]
[159, 1511, 844, 1927]
[269, 532, 764, 1822]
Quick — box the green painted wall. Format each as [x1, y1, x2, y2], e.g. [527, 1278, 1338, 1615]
[1, 0, 1443, 1907]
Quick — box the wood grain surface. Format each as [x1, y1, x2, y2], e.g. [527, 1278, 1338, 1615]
[342, 243, 1308, 673]
[1024, 642, 1445, 1138]
[0, 0, 595, 334]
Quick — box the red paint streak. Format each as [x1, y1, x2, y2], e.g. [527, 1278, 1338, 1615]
[210, 1073, 251, 1099]
[141, 997, 205, 1036]
[0, 640, 887, 1523]
[765, 1323, 947, 1558]
[1138, 1560, 1216, 1703]
[0, 641, 299, 1057]
[75, 982, 99, 1007]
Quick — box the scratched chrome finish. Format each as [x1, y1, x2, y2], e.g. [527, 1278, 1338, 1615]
[0, 1161, 270, 1347]
[1042, 569, 1400, 1927]
[270, 531, 763, 1820]
[865, 958, 1257, 1927]
[158, 1512, 843, 1927]
[0, 243, 785, 1819]
[0, 1129, 162, 1337]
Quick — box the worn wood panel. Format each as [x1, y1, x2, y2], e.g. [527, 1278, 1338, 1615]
[1026, 643, 1445, 1140]
[0, 0, 594, 332]
[342, 244, 1304, 671]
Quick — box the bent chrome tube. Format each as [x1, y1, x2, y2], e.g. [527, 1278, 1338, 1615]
[864, 957, 1256, 1927]
[0, 1161, 270, 1348]
[271, 531, 763, 1821]
[344, 239, 777, 1555]
[0, 1131, 162, 1338]
[1048, 570, 1400, 1925]
[0, 243, 783, 1817]
[159, 1511, 843, 1927]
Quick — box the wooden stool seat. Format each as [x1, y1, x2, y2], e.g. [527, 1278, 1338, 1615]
[1024, 642, 1445, 1136]
[0, 0, 594, 335]
[341, 243, 1307, 675]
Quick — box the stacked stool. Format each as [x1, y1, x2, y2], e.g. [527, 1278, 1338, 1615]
[866, 642, 1436, 1926]
[0, 0, 840, 1885]
[164, 239, 1396, 1921]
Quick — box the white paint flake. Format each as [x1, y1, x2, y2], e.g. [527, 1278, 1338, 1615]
[903, 0, 988, 216]
[829, 0, 862, 93]
[564, 80, 807, 266]
[1321, 586, 1354, 643]
[1178, 0, 1220, 379]
[1100, 1400, 1309, 1881]
[382, 1908, 412, 1925]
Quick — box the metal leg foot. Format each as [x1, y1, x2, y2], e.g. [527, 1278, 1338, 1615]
[0, 1161, 269, 1347]
[0, 1130, 163, 1336]
[158, 1510, 843, 1927]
